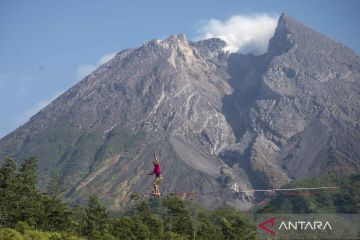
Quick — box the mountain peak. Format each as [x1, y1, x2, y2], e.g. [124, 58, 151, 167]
[163, 33, 188, 44]
[268, 11, 355, 58]
[278, 12, 292, 24]
[276, 12, 304, 35]
[267, 13, 295, 56]
[171, 33, 187, 41]
[143, 34, 189, 51]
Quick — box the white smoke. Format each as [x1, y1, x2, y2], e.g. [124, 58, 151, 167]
[197, 13, 278, 55]
[76, 52, 116, 81]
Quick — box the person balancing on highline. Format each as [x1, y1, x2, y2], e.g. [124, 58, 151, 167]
[147, 152, 162, 196]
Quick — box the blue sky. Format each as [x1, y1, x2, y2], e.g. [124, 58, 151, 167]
[0, 0, 359, 138]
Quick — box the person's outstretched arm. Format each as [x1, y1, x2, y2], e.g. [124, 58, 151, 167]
[147, 166, 154, 175]
[154, 152, 157, 162]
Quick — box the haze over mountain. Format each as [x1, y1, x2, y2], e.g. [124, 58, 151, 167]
[1, 13, 360, 210]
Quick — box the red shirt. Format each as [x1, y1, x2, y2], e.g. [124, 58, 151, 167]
[153, 163, 161, 176]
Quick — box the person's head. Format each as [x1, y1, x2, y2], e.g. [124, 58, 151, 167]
[152, 159, 157, 166]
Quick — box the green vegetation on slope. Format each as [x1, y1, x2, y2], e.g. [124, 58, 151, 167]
[1, 126, 146, 196]
[95, 127, 146, 163]
[259, 174, 360, 214]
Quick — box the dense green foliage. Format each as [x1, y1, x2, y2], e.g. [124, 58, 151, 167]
[259, 174, 360, 214]
[4, 155, 358, 239]
[0, 156, 256, 239]
[0, 228, 83, 240]
[0, 157, 73, 231]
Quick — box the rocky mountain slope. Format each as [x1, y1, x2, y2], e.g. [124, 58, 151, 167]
[1, 13, 360, 210]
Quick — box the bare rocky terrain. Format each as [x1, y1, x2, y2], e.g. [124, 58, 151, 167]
[1, 13, 360, 210]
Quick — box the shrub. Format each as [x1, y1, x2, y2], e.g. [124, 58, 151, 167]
[0, 228, 24, 240]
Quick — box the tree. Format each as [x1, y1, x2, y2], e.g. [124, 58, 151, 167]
[18, 156, 38, 189]
[214, 206, 256, 240]
[195, 212, 223, 240]
[137, 201, 163, 239]
[84, 194, 109, 238]
[47, 172, 64, 197]
[162, 197, 193, 238]
[130, 218, 151, 239]
[0, 158, 18, 227]
[0, 158, 17, 188]
[40, 196, 73, 232]
[16, 156, 44, 227]
[109, 217, 135, 239]
[0, 156, 72, 231]
[71, 204, 87, 236]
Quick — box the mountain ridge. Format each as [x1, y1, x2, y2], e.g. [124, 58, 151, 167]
[1, 13, 360, 210]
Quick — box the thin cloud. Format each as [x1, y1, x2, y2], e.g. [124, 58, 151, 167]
[196, 13, 278, 55]
[76, 52, 116, 81]
[76, 64, 97, 81]
[98, 53, 116, 65]
[17, 91, 63, 125]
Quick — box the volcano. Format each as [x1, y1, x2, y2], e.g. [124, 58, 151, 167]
[1, 13, 360, 210]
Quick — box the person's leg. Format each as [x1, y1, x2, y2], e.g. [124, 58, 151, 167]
[158, 175, 163, 195]
[153, 177, 157, 194]
[154, 177, 160, 195]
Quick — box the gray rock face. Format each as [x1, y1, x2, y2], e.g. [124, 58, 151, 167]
[1, 13, 360, 210]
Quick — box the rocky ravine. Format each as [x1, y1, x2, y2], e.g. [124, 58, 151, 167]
[1, 13, 360, 210]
